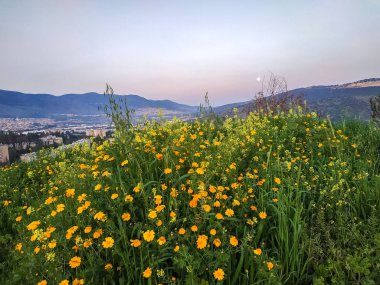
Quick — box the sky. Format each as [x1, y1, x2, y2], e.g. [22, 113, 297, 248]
[0, 0, 379, 106]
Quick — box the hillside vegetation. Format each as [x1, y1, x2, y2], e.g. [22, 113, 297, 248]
[1, 109, 380, 284]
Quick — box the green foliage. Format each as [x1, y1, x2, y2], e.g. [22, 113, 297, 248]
[0, 109, 379, 284]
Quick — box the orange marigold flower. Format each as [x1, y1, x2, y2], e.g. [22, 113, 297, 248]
[69, 256, 81, 268]
[259, 211, 267, 219]
[93, 229, 103, 239]
[178, 228, 186, 235]
[213, 268, 225, 281]
[191, 225, 198, 232]
[225, 208, 234, 217]
[143, 267, 152, 278]
[156, 153, 163, 160]
[130, 239, 141, 247]
[102, 237, 114, 248]
[267, 261, 274, 270]
[104, 263, 113, 270]
[38, 280, 47, 285]
[59, 280, 69, 285]
[164, 168, 172, 174]
[210, 229, 217, 236]
[213, 238, 221, 247]
[157, 236, 166, 245]
[143, 230, 155, 242]
[66, 188, 75, 198]
[274, 177, 281, 185]
[196, 235, 208, 249]
[230, 236, 238, 247]
[27, 220, 41, 231]
[253, 248, 262, 255]
[122, 212, 131, 221]
[215, 213, 224, 220]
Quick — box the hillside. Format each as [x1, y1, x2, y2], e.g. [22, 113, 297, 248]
[0, 90, 198, 118]
[1, 112, 379, 284]
[215, 78, 380, 121]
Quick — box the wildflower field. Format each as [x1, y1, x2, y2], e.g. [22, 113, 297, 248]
[1, 111, 380, 284]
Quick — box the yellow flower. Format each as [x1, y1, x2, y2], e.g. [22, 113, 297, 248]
[253, 248, 262, 255]
[72, 278, 85, 285]
[196, 167, 205, 175]
[69, 256, 81, 268]
[148, 210, 157, 219]
[178, 228, 186, 235]
[164, 168, 172, 174]
[143, 230, 155, 242]
[225, 208, 234, 217]
[94, 184, 102, 191]
[213, 268, 225, 281]
[121, 159, 129, 166]
[84, 226, 92, 233]
[157, 236, 166, 245]
[196, 235, 208, 249]
[259, 211, 267, 219]
[37, 280, 47, 285]
[274, 177, 281, 185]
[102, 237, 114, 248]
[143, 267, 152, 278]
[174, 245, 180, 252]
[215, 213, 224, 220]
[93, 229, 103, 239]
[15, 243, 22, 251]
[156, 153, 163, 160]
[48, 240, 57, 249]
[59, 280, 69, 285]
[191, 225, 198, 232]
[56, 204, 65, 213]
[111, 193, 119, 200]
[124, 195, 133, 202]
[230, 236, 238, 247]
[83, 239, 93, 248]
[122, 212, 131, 221]
[27, 220, 41, 231]
[94, 211, 107, 221]
[267, 261, 274, 270]
[210, 229, 216, 236]
[34, 247, 40, 254]
[213, 238, 221, 247]
[15, 216, 22, 222]
[66, 188, 75, 198]
[104, 263, 113, 270]
[130, 239, 141, 247]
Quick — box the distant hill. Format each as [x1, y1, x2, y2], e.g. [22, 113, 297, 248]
[1, 78, 380, 120]
[215, 78, 380, 121]
[0, 90, 198, 118]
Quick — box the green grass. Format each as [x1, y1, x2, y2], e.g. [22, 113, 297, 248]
[0, 111, 379, 285]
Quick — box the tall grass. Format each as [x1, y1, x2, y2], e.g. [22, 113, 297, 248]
[0, 109, 379, 284]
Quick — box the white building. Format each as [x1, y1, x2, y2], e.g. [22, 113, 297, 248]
[0, 144, 9, 163]
[40, 135, 63, 146]
[85, 129, 106, 138]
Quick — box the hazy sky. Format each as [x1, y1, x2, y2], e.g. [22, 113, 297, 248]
[1, 0, 379, 105]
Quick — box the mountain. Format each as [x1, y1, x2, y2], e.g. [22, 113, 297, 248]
[1, 78, 380, 120]
[215, 78, 380, 121]
[0, 90, 198, 118]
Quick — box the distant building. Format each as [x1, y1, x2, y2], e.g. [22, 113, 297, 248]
[20, 152, 37, 162]
[86, 129, 106, 138]
[40, 135, 63, 146]
[0, 144, 9, 163]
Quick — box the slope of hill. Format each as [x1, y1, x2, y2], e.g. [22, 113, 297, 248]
[0, 90, 198, 118]
[216, 78, 380, 121]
